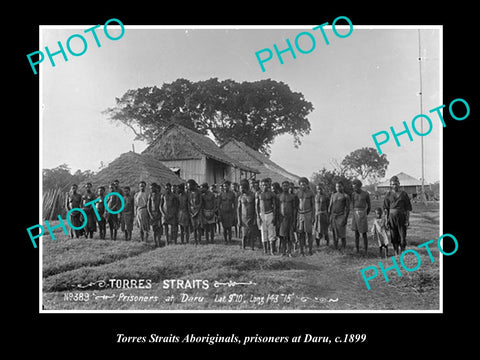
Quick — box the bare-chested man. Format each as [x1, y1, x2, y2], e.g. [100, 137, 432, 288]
[187, 179, 203, 245]
[95, 186, 106, 239]
[134, 181, 149, 242]
[201, 183, 217, 244]
[296, 177, 315, 256]
[256, 178, 277, 255]
[218, 180, 236, 244]
[328, 181, 350, 251]
[106, 183, 121, 240]
[160, 183, 179, 245]
[122, 186, 135, 241]
[177, 183, 190, 244]
[237, 179, 256, 250]
[65, 184, 84, 239]
[278, 180, 297, 256]
[148, 183, 162, 247]
[314, 184, 330, 247]
[82, 182, 97, 239]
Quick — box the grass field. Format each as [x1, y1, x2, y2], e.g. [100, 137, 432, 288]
[41, 200, 440, 311]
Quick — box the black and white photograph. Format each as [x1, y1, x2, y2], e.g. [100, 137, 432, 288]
[38, 24, 443, 312]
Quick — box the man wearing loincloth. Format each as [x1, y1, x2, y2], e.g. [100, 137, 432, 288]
[250, 179, 261, 248]
[148, 183, 162, 247]
[218, 180, 236, 244]
[65, 184, 84, 239]
[314, 183, 330, 247]
[201, 183, 217, 244]
[134, 181, 150, 242]
[351, 179, 371, 254]
[122, 186, 135, 241]
[237, 179, 257, 250]
[278, 180, 297, 256]
[256, 178, 277, 255]
[160, 183, 179, 245]
[187, 179, 203, 245]
[106, 183, 121, 240]
[82, 182, 97, 239]
[328, 181, 350, 251]
[296, 177, 315, 256]
[177, 183, 190, 244]
[95, 186, 106, 239]
[383, 175, 412, 255]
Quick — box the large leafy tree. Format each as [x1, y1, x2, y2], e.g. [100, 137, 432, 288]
[310, 167, 353, 195]
[103, 78, 313, 155]
[341, 147, 389, 184]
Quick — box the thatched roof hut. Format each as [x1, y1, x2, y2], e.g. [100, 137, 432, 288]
[220, 139, 301, 184]
[80, 151, 183, 190]
[142, 123, 258, 185]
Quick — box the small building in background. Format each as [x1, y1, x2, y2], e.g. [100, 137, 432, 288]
[376, 172, 425, 199]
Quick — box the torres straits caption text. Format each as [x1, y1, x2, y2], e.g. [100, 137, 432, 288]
[117, 333, 367, 345]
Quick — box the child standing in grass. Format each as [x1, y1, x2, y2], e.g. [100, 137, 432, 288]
[371, 207, 389, 258]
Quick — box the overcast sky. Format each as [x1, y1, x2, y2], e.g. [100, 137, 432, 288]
[41, 25, 441, 183]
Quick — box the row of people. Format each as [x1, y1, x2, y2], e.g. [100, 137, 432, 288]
[64, 175, 412, 257]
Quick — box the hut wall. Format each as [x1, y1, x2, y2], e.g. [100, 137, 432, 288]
[205, 158, 228, 185]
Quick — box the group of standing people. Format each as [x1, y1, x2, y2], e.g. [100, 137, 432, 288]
[64, 175, 412, 258]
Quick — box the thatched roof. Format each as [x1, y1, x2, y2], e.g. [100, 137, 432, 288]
[220, 139, 301, 184]
[377, 172, 423, 188]
[80, 151, 183, 190]
[143, 123, 258, 173]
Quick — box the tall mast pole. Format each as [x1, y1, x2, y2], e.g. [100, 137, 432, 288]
[418, 29, 426, 203]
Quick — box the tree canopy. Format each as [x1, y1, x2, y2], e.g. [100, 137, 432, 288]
[102, 78, 313, 155]
[310, 147, 389, 193]
[311, 167, 353, 195]
[43, 164, 94, 193]
[341, 147, 389, 185]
